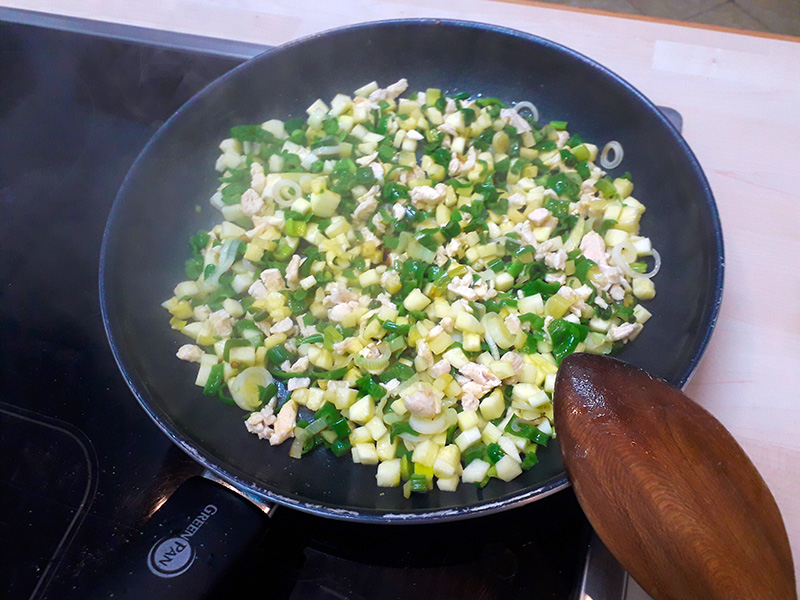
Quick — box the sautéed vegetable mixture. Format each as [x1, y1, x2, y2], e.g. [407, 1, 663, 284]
[163, 79, 659, 496]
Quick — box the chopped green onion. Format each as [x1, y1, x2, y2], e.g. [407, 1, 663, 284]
[300, 333, 324, 345]
[485, 443, 505, 464]
[390, 421, 418, 442]
[266, 344, 292, 365]
[223, 338, 250, 361]
[409, 473, 429, 493]
[382, 321, 412, 334]
[202, 364, 224, 396]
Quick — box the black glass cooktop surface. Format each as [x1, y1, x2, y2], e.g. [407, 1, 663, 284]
[0, 14, 600, 600]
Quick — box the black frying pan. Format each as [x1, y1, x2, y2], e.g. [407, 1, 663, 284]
[98, 19, 723, 598]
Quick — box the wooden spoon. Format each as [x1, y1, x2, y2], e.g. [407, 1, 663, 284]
[554, 353, 796, 600]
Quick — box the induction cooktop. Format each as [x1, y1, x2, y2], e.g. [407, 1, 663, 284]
[0, 9, 660, 599]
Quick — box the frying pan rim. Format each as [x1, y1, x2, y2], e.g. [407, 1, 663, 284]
[99, 17, 724, 523]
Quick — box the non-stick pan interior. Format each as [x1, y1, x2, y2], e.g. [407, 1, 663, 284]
[101, 20, 723, 521]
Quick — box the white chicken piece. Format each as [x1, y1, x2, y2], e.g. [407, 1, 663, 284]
[247, 279, 269, 300]
[208, 309, 234, 337]
[543, 189, 559, 201]
[375, 292, 397, 310]
[555, 130, 570, 149]
[556, 285, 577, 303]
[444, 238, 462, 258]
[287, 377, 310, 391]
[459, 362, 502, 389]
[513, 221, 538, 246]
[545, 272, 567, 285]
[285, 254, 305, 289]
[457, 361, 502, 410]
[409, 183, 447, 209]
[240, 188, 264, 217]
[451, 299, 474, 314]
[269, 400, 298, 445]
[244, 218, 275, 241]
[323, 282, 359, 307]
[356, 152, 378, 166]
[392, 202, 406, 220]
[499, 108, 532, 133]
[382, 378, 402, 394]
[528, 207, 553, 226]
[448, 146, 477, 177]
[457, 381, 484, 411]
[572, 194, 593, 217]
[332, 338, 353, 354]
[416, 340, 434, 370]
[193, 305, 211, 322]
[447, 274, 497, 302]
[427, 325, 445, 340]
[609, 284, 626, 301]
[501, 351, 524, 383]
[368, 78, 408, 102]
[360, 226, 380, 247]
[608, 322, 643, 342]
[404, 386, 441, 417]
[254, 319, 271, 336]
[261, 214, 285, 228]
[397, 165, 425, 187]
[574, 285, 594, 301]
[328, 302, 359, 323]
[260, 268, 286, 292]
[447, 275, 478, 301]
[545, 249, 568, 271]
[599, 264, 623, 286]
[271, 317, 295, 335]
[354, 185, 380, 220]
[288, 356, 309, 373]
[327, 380, 352, 392]
[579, 231, 609, 266]
[504, 314, 522, 335]
[371, 212, 387, 234]
[369, 161, 385, 182]
[580, 179, 597, 195]
[444, 97, 457, 116]
[245, 402, 277, 440]
[360, 343, 382, 361]
[439, 317, 455, 333]
[353, 96, 377, 111]
[507, 193, 527, 210]
[437, 123, 458, 137]
[250, 161, 267, 195]
[176, 344, 203, 363]
[323, 282, 367, 322]
[535, 237, 560, 259]
[406, 129, 424, 141]
[429, 358, 451, 378]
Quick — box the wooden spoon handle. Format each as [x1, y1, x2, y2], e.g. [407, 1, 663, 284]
[554, 353, 796, 600]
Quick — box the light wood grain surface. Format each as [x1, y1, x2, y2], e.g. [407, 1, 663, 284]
[4, 0, 799, 585]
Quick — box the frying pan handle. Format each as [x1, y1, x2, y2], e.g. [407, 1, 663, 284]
[86, 476, 271, 599]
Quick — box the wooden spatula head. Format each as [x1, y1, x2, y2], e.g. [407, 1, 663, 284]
[554, 353, 795, 600]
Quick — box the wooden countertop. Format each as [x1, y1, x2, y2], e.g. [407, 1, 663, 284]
[4, 0, 799, 585]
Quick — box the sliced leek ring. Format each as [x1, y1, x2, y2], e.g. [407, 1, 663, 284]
[228, 367, 274, 411]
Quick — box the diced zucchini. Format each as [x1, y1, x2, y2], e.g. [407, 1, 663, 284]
[376, 459, 402, 487]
